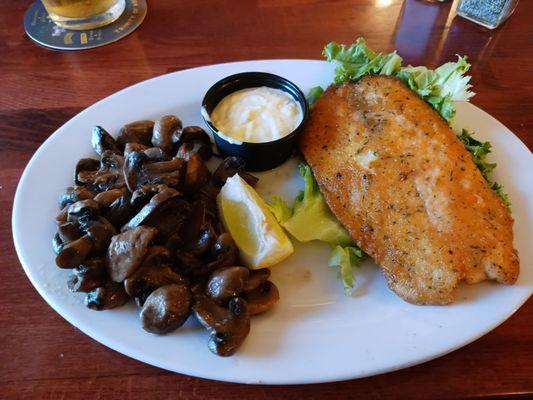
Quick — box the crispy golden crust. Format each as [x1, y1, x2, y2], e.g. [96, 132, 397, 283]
[299, 75, 519, 304]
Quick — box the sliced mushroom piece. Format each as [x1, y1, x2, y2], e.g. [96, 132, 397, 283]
[144, 157, 183, 175]
[180, 200, 216, 255]
[142, 245, 172, 265]
[123, 187, 179, 229]
[83, 217, 117, 256]
[124, 144, 170, 162]
[59, 186, 95, 209]
[125, 262, 186, 302]
[192, 294, 250, 356]
[123, 151, 147, 192]
[176, 142, 213, 162]
[152, 115, 182, 154]
[67, 199, 100, 224]
[212, 157, 259, 187]
[134, 293, 151, 308]
[190, 282, 204, 297]
[243, 268, 271, 293]
[52, 233, 64, 255]
[58, 222, 82, 243]
[91, 126, 120, 157]
[181, 152, 211, 194]
[67, 258, 107, 293]
[206, 266, 250, 305]
[237, 170, 259, 188]
[117, 120, 154, 148]
[75, 158, 100, 186]
[212, 156, 243, 186]
[193, 224, 216, 255]
[105, 192, 135, 229]
[207, 206, 222, 226]
[130, 184, 167, 209]
[142, 197, 189, 242]
[175, 143, 193, 160]
[135, 157, 184, 190]
[244, 281, 279, 316]
[208, 233, 238, 270]
[56, 205, 69, 225]
[175, 251, 208, 277]
[124, 142, 148, 157]
[125, 144, 168, 162]
[123, 151, 183, 192]
[172, 126, 211, 148]
[140, 284, 192, 334]
[174, 126, 213, 161]
[195, 142, 213, 161]
[124, 246, 186, 300]
[122, 188, 189, 242]
[101, 150, 124, 167]
[207, 254, 237, 273]
[93, 188, 123, 208]
[106, 226, 157, 282]
[198, 181, 221, 201]
[179, 200, 206, 253]
[124, 264, 188, 307]
[143, 147, 168, 161]
[55, 235, 93, 269]
[85, 281, 129, 310]
[77, 151, 125, 193]
[165, 233, 184, 255]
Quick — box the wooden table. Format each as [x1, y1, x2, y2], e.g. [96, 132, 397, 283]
[1, 1, 531, 398]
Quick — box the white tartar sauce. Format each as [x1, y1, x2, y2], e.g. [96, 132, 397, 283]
[210, 86, 303, 143]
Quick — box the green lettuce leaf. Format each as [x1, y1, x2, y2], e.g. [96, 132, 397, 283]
[435, 56, 474, 101]
[268, 195, 292, 223]
[268, 164, 353, 246]
[323, 38, 403, 84]
[323, 38, 474, 124]
[267, 164, 366, 292]
[307, 86, 324, 106]
[490, 182, 511, 209]
[457, 129, 496, 180]
[457, 129, 510, 209]
[328, 245, 364, 295]
[395, 58, 473, 123]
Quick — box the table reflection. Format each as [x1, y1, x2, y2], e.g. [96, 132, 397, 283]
[392, 0, 506, 68]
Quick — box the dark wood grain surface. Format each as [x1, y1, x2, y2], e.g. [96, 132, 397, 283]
[1, 1, 531, 399]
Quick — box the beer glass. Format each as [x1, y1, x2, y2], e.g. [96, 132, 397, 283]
[41, 0, 126, 30]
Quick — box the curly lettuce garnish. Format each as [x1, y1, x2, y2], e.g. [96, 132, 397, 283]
[268, 164, 352, 246]
[457, 129, 496, 178]
[457, 129, 510, 209]
[323, 38, 403, 84]
[396, 57, 473, 123]
[268, 164, 364, 294]
[307, 86, 324, 106]
[328, 245, 364, 295]
[490, 182, 511, 209]
[323, 38, 474, 124]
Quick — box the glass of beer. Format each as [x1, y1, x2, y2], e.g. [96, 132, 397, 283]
[41, 0, 126, 30]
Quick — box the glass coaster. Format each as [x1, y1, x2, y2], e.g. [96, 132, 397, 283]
[24, 0, 147, 51]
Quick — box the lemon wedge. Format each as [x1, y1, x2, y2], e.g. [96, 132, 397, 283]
[217, 174, 294, 268]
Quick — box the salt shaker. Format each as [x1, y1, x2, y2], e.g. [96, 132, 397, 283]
[456, 0, 519, 29]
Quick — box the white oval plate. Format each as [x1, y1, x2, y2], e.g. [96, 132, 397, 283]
[12, 60, 533, 384]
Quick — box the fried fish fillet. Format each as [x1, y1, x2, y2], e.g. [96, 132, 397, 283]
[300, 76, 519, 304]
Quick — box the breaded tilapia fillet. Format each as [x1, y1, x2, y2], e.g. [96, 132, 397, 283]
[300, 75, 519, 304]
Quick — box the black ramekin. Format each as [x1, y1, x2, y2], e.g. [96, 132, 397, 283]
[201, 72, 309, 171]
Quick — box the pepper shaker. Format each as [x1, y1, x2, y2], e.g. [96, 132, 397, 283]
[456, 0, 519, 29]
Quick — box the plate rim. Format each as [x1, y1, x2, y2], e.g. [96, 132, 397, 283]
[12, 59, 533, 384]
